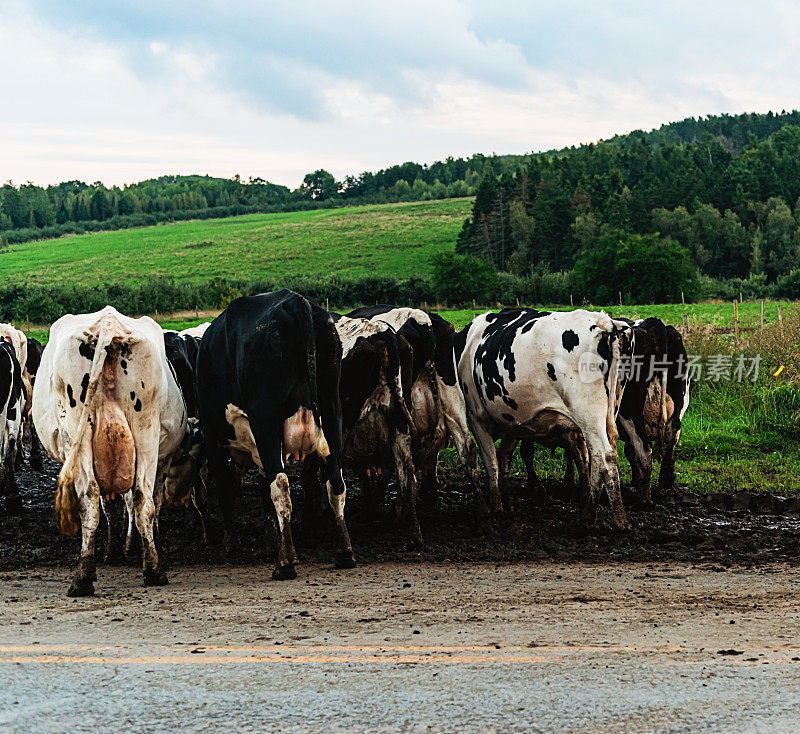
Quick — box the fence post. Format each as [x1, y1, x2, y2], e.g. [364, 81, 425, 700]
[618, 291, 622, 306]
[681, 291, 685, 305]
[761, 300, 765, 329]
[326, 297, 329, 312]
[733, 300, 739, 342]
[516, 297, 519, 306]
[195, 305, 198, 318]
[739, 291, 743, 304]
[779, 304, 783, 325]
[570, 294, 573, 307]
[155, 308, 159, 322]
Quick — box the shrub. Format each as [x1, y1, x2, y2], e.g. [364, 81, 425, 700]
[430, 251, 499, 305]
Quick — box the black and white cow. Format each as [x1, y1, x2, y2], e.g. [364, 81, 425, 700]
[315, 315, 420, 541]
[196, 290, 355, 579]
[0, 342, 25, 515]
[457, 307, 632, 529]
[502, 316, 690, 506]
[33, 306, 188, 595]
[347, 306, 488, 528]
[614, 317, 690, 502]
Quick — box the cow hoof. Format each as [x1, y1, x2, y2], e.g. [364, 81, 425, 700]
[334, 552, 357, 569]
[4, 495, 22, 516]
[272, 564, 297, 581]
[143, 569, 169, 586]
[67, 579, 95, 597]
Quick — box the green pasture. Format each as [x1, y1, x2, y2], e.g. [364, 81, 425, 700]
[0, 199, 472, 287]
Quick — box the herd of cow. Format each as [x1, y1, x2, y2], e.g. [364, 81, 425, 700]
[0, 290, 690, 596]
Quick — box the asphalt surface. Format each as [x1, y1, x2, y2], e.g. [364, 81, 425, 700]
[2, 561, 799, 732]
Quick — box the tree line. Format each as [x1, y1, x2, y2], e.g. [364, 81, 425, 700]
[456, 111, 800, 302]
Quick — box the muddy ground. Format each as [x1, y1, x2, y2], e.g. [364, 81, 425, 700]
[2, 454, 800, 571]
[3, 457, 800, 732]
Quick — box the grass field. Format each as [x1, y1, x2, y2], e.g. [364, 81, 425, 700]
[0, 199, 472, 287]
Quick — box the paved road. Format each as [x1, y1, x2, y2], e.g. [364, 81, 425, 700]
[1, 561, 799, 732]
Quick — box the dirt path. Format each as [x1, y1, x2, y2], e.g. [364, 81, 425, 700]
[2, 561, 799, 732]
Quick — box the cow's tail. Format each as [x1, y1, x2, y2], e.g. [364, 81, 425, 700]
[300, 297, 319, 419]
[54, 324, 117, 536]
[606, 329, 623, 447]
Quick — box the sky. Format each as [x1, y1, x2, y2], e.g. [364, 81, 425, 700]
[1, 1, 799, 189]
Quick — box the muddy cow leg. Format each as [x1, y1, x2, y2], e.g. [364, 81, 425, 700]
[496, 435, 522, 513]
[0, 450, 21, 515]
[27, 418, 43, 471]
[123, 491, 138, 557]
[191, 475, 212, 544]
[472, 420, 504, 515]
[619, 416, 653, 505]
[267, 468, 298, 580]
[446, 412, 490, 530]
[206, 444, 238, 552]
[67, 449, 101, 596]
[132, 473, 167, 586]
[584, 433, 628, 530]
[658, 426, 680, 494]
[325, 467, 356, 569]
[392, 431, 423, 547]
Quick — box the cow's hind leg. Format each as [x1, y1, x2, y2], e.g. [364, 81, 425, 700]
[658, 426, 680, 496]
[447, 414, 490, 532]
[206, 445, 238, 552]
[392, 431, 423, 547]
[130, 443, 167, 586]
[268, 470, 297, 580]
[472, 421, 504, 515]
[325, 469, 356, 569]
[27, 417, 43, 471]
[67, 450, 101, 596]
[584, 436, 628, 530]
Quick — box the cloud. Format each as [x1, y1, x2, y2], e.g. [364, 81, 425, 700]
[2, 1, 800, 187]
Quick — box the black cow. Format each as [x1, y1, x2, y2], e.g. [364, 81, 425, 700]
[0, 342, 25, 514]
[196, 290, 355, 579]
[309, 315, 420, 542]
[347, 306, 488, 530]
[164, 331, 201, 418]
[615, 318, 690, 502]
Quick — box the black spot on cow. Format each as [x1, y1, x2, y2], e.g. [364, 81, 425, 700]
[66, 384, 76, 408]
[130, 391, 136, 401]
[133, 398, 142, 412]
[561, 330, 579, 352]
[473, 308, 550, 409]
[79, 373, 90, 403]
[501, 413, 515, 422]
[547, 362, 557, 381]
[121, 359, 127, 369]
[7, 406, 15, 421]
[78, 341, 95, 361]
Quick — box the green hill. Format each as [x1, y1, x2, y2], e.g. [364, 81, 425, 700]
[0, 198, 471, 287]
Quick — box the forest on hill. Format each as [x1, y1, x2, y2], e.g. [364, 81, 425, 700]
[5, 109, 800, 256]
[456, 111, 800, 302]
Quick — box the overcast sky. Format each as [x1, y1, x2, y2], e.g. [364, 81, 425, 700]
[1, 1, 798, 188]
